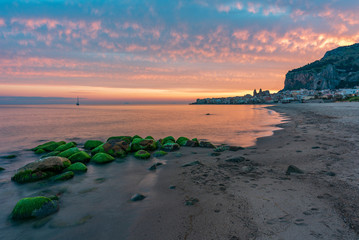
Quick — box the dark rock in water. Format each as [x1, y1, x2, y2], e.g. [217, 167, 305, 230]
[228, 146, 244, 151]
[131, 193, 146, 201]
[312, 146, 320, 149]
[0, 167, 5, 171]
[134, 150, 151, 159]
[153, 150, 167, 157]
[107, 136, 132, 144]
[182, 161, 202, 167]
[12, 156, 71, 183]
[214, 146, 228, 152]
[161, 136, 176, 145]
[286, 165, 304, 175]
[169, 185, 176, 189]
[84, 140, 103, 150]
[11, 196, 59, 220]
[148, 162, 163, 170]
[199, 141, 215, 148]
[50, 171, 74, 182]
[225, 157, 245, 163]
[210, 152, 221, 157]
[326, 171, 336, 176]
[1, 154, 16, 159]
[185, 197, 199, 206]
[161, 142, 180, 152]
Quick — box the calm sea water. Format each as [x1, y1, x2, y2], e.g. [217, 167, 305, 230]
[0, 104, 287, 239]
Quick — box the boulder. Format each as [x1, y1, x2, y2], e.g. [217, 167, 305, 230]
[50, 171, 74, 181]
[153, 150, 168, 157]
[214, 146, 228, 152]
[68, 151, 91, 163]
[286, 165, 304, 175]
[54, 142, 77, 152]
[161, 136, 176, 145]
[176, 137, 190, 146]
[107, 136, 132, 144]
[199, 141, 215, 148]
[65, 162, 87, 172]
[32, 141, 66, 152]
[148, 162, 163, 170]
[184, 138, 200, 147]
[131, 135, 142, 141]
[145, 136, 154, 140]
[58, 147, 80, 158]
[92, 140, 129, 157]
[161, 142, 180, 152]
[91, 153, 115, 164]
[35, 149, 46, 154]
[11, 196, 59, 220]
[131, 193, 146, 201]
[12, 156, 71, 183]
[41, 151, 61, 159]
[84, 140, 103, 150]
[134, 150, 151, 159]
[131, 138, 157, 152]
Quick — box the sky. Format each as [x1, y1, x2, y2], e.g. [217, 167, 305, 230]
[0, 0, 359, 104]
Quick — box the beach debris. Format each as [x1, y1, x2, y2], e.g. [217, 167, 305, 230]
[50, 171, 74, 182]
[84, 140, 103, 150]
[286, 165, 304, 175]
[11, 196, 59, 220]
[0, 154, 17, 159]
[169, 185, 176, 189]
[91, 153, 115, 164]
[134, 150, 151, 159]
[12, 156, 71, 183]
[182, 160, 202, 167]
[225, 157, 245, 163]
[153, 150, 167, 157]
[68, 151, 91, 163]
[148, 162, 163, 171]
[64, 162, 87, 173]
[131, 193, 146, 202]
[199, 141, 215, 148]
[185, 197, 199, 206]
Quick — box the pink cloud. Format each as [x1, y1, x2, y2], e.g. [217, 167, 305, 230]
[0, 18, 5, 27]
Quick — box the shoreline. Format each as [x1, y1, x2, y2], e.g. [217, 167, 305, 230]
[129, 102, 359, 239]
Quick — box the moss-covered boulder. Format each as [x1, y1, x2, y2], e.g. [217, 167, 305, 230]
[145, 136, 154, 140]
[107, 136, 132, 144]
[161, 142, 180, 152]
[35, 149, 46, 154]
[176, 137, 190, 146]
[131, 138, 157, 152]
[153, 150, 168, 157]
[11, 196, 59, 220]
[68, 151, 91, 163]
[161, 136, 176, 145]
[41, 151, 61, 159]
[134, 150, 151, 159]
[50, 171, 74, 182]
[65, 162, 87, 172]
[84, 140, 103, 150]
[54, 142, 77, 152]
[131, 135, 142, 141]
[91, 153, 115, 164]
[92, 140, 129, 158]
[91, 143, 105, 155]
[12, 156, 71, 183]
[58, 147, 80, 158]
[184, 138, 200, 147]
[199, 141, 215, 148]
[32, 141, 66, 152]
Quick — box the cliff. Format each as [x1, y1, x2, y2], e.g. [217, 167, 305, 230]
[284, 43, 359, 90]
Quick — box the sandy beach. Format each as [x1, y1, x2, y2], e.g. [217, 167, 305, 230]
[129, 102, 359, 240]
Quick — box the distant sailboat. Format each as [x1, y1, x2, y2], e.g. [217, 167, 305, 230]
[76, 97, 80, 106]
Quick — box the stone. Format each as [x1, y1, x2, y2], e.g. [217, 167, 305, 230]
[65, 162, 87, 172]
[1, 154, 16, 159]
[145, 136, 154, 140]
[0, 167, 4, 171]
[161, 136, 176, 145]
[185, 197, 199, 206]
[176, 137, 190, 146]
[148, 162, 163, 171]
[228, 146, 245, 151]
[131, 138, 157, 152]
[12, 156, 71, 183]
[32, 141, 66, 152]
[68, 151, 91, 163]
[169, 185, 176, 189]
[11, 196, 59, 220]
[50, 171, 74, 182]
[35, 149, 46, 154]
[153, 150, 168, 157]
[184, 140, 199, 147]
[58, 147, 80, 158]
[211, 152, 221, 156]
[182, 161, 202, 167]
[199, 141, 215, 148]
[131, 135, 142, 141]
[225, 157, 245, 163]
[242, 166, 254, 173]
[41, 151, 61, 159]
[214, 146, 229, 152]
[134, 150, 151, 159]
[54, 142, 77, 152]
[84, 140, 103, 150]
[107, 136, 132, 144]
[91, 153, 115, 164]
[161, 142, 180, 152]
[326, 171, 336, 176]
[286, 165, 304, 175]
[131, 193, 146, 201]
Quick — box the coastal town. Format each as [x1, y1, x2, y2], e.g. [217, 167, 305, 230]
[192, 88, 359, 104]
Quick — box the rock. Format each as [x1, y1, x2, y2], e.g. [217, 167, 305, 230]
[153, 150, 168, 157]
[0, 167, 5, 171]
[32, 141, 66, 152]
[326, 171, 336, 176]
[184, 139, 199, 147]
[54, 142, 77, 152]
[131, 138, 157, 152]
[12, 156, 71, 183]
[91, 153, 115, 164]
[105, 139, 130, 154]
[131, 193, 146, 201]
[214, 146, 228, 152]
[134, 150, 151, 159]
[58, 147, 80, 158]
[65, 162, 87, 172]
[210, 152, 221, 156]
[161, 136, 176, 145]
[185, 197, 199, 206]
[148, 162, 163, 170]
[84, 140, 103, 150]
[169, 185, 176, 189]
[11, 196, 59, 220]
[50, 171, 74, 182]
[225, 157, 245, 163]
[145, 136, 154, 140]
[68, 151, 91, 163]
[131, 135, 142, 141]
[1, 154, 16, 159]
[199, 141, 215, 148]
[107, 136, 132, 144]
[228, 146, 245, 151]
[286, 165, 304, 175]
[176, 137, 190, 146]
[41, 151, 61, 159]
[35, 149, 46, 154]
[161, 142, 180, 152]
[182, 161, 202, 167]
[242, 166, 254, 173]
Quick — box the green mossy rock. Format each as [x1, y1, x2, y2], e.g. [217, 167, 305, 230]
[68, 151, 91, 163]
[32, 141, 66, 152]
[50, 171, 74, 181]
[91, 144, 105, 155]
[131, 138, 157, 152]
[104, 140, 130, 156]
[134, 150, 151, 159]
[11, 196, 59, 220]
[12, 170, 52, 183]
[153, 150, 168, 157]
[91, 153, 115, 164]
[0, 167, 5, 171]
[131, 135, 142, 141]
[162, 142, 180, 152]
[58, 147, 80, 158]
[1, 154, 16, 159]
[162, 136, 176, 145]
[145, 136, 154, 140]
[84, 140, 103, 150]
[35, 149, 46, 154]
[176, 137, 190, 146]
[107, 136, 132, 144]
[55, 142, 77, 152]
[41, 151, 61, 159]
[65, 162, 87, 172]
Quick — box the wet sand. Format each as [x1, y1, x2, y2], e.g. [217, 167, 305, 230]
[129, 102, 359, 239]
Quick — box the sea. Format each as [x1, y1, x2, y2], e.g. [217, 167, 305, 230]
[0, 104, 287, 239]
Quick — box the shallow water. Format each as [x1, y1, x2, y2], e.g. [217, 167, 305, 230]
[0, 104, 287, 239]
